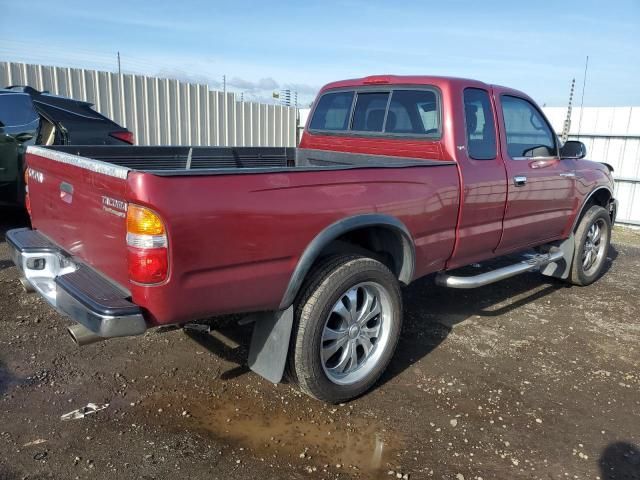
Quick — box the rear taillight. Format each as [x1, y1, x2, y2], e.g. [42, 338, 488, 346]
[128, 247, 168, 284]
[24, 168, 31, 215]
[126, 204, 168, 284]
[110, 130, 135, 145]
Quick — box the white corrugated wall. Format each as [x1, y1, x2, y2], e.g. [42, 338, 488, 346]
[0, 61, 298, 148]
[544, 107, 640, 226]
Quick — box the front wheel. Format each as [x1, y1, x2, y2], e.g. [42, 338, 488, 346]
[288, 254, 402, 403]
[568, 205, 612, 286]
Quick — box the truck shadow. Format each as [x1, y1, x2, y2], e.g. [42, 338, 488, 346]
[379, 245, 619, 388]
[0, 259, 14, 271]
[0, 359, 19, 397]
[599, 441, 640, 480]
[0, 466, 20, 480]
[183, 246, 619, 388]
[0, 207, 30, 243]
[181, 318, 253, 380]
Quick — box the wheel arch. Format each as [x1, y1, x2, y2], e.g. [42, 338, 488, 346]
[278, 214, 415, 310]
[571, 186, 614, 233]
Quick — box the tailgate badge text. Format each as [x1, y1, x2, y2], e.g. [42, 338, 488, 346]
[102, 196, 127, 218]
[28, 168, 44, 183]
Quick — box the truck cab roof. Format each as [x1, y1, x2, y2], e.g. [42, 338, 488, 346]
[319, 75, 531, 100]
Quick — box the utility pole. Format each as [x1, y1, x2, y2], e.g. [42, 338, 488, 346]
[577, 56, 589, 138]
[117, 51, 124, 132]
[222, 75, 227, 146]
[279, 89, 292, 107]
[561, 78, 575, 143]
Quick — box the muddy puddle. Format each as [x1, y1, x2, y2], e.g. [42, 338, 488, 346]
[148, 392, 402, 475]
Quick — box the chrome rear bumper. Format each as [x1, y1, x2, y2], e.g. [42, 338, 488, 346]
[7, 228, 146, 340]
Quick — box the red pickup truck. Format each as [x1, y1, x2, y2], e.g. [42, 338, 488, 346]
[8, 75, 617, 403]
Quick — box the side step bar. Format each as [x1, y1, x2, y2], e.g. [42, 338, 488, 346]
[435, 250, 565, 289]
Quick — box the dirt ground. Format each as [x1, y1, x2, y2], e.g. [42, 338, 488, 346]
[0, 209, 638, 480]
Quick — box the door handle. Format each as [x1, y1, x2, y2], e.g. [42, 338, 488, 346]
[559, 172, 576, 178]
[513, 176, 527, 187]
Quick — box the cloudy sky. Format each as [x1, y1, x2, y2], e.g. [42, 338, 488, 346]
[1, 0, 638, 106]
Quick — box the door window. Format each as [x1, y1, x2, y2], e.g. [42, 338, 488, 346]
[501, 95, 556, 158]
[464, 88, 497, 160]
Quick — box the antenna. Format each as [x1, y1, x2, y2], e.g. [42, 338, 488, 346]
[577, 55, 589, 138]
[561, 78, 575, 143]
[117, 51, 121, 76]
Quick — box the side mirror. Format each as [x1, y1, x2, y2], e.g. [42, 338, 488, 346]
[560, 140, 586, 159]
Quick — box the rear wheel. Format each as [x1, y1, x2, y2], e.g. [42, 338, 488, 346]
[568, 205, 611, 286]
[288, 254, 402, 403]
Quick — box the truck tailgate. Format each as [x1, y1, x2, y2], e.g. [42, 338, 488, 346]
[25, 146, 130, 288]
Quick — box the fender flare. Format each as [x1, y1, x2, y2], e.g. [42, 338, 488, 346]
[570, 186, 614, 232]
[278, 214, 416, 310]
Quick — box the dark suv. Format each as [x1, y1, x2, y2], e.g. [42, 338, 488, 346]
[0, 86, 133, 206]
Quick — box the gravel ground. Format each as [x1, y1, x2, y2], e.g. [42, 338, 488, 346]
[0, 209, 638, 480]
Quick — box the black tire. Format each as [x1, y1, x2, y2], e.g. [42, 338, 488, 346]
[568, 205, 611, 286]
[288, 254, 402, 403]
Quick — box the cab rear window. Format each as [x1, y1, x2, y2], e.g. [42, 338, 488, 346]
[351, 92, 389, 132]
[308, 91, 354, 131]
[386, 90, 439, 135]
[308, 87, 440, 138]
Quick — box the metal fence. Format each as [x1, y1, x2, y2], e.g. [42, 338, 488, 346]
[0, 61, 298, 148]
[2, 61, 638, 225]
[544, 107, 640, 226]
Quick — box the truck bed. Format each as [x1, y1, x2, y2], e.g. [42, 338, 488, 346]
[49, 145, 297, 171]
[24, 145, 460, 325]
[48, 145, 448, 175]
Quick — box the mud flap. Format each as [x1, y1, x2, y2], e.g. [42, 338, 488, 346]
[541, 234, 575, 280]
[247, 306, 294, 383]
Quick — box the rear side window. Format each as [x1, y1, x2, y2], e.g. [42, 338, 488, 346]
[351, 92, 389, 132]
[0, 94, 39, 129]
[386, 90, 439, 134]
[501, 95, 556, 158]
[309, 91, 354, 131]
[464, 88, 497, 160]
